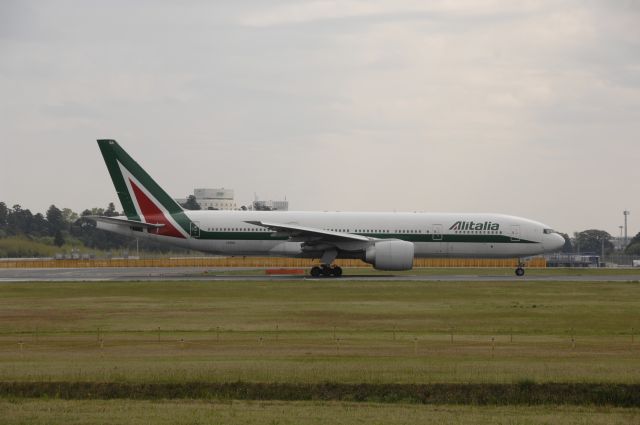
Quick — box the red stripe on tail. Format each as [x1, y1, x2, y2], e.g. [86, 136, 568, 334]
[130, 179, 186, 239]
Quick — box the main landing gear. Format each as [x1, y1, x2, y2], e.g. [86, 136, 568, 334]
[310, 249, 342, 278]
[310, 265, 343, 278]
[515, 261, 525, 277]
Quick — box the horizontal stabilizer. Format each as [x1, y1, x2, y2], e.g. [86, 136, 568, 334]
[83, 215, 165, 229]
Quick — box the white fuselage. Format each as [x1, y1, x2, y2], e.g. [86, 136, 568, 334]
[98, 210, 564, 260]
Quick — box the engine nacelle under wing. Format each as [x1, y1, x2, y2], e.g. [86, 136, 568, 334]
[365, 240, 414, 271]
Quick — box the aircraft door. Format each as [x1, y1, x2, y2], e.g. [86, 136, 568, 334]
[190, 221, 201, 238]
[432, 224, 448, 255]
[433, 224, 443, 241]
[510, 225, 520, 242]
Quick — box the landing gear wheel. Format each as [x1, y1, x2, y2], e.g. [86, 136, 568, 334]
[321, 265, 333, 277]
[515, 267, 525, 277]
[311, 265, 343, 278]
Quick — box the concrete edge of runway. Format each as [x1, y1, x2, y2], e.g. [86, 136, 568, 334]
[1, 267, 640, 282]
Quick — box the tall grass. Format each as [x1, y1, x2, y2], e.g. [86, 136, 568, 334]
[0, 237, 58, 257]
[1, 382, 639, 406]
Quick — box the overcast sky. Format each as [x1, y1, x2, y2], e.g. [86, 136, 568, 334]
[1, 0, 638, 236]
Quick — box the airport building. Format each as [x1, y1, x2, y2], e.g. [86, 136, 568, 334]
[251, 199, 289, 211]
[175, 188, 237, 210]
[176, 188, 289, 211]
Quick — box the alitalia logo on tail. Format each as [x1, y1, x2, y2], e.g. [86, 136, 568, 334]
[118, 161, 189, 239]
[449, 221, 500, 231]
[97, 139, 192, 240]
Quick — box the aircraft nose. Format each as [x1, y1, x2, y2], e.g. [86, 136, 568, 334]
[550, 233, 565, 251]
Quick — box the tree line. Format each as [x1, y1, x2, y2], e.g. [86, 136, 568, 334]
[556, 230, 640, 255]
[0, 201, 129, 249]
[0, 201, 184, 254]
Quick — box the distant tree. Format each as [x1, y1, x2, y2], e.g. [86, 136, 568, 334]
[181, 195, 201, 210]
[6, 205, 20, 234]
[104, 202, 119, 217]
[32, 213, 49, 236]
[7, 204, 34, 235]
[627, 232, 640, 247]
[558, 232, 573, 253]
[625, 232, 640, 255]
[0, 202, 7, 229]
[46, 205, 64, 236]
[575, 229, 614, 255]
[53, 229, 65, 247]
[62, 208, 79, 223]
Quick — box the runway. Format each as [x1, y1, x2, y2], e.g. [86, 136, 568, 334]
[1, 267, 639, 282]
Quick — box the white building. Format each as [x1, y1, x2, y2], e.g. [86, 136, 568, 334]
[252, 199, 289, 211]
[176, 188, 289, 211]
[176, 188, 237, 210]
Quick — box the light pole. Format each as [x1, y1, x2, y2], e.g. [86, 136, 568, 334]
[619, 226, 624, 251]
[624, 211, 630, 247]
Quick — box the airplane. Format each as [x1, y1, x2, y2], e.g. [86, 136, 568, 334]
[90, 139, 565, 277]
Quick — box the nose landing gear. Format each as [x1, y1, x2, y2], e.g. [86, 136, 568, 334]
[515, 261, 525, 276]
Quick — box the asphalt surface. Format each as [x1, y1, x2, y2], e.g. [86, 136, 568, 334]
[1, 267, 640, 282]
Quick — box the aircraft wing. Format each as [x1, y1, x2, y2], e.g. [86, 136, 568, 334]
[244, 220, 371, 242]
[83, 215, 165, 229]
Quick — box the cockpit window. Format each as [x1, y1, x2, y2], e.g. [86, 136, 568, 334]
[543, 228, 555, 234]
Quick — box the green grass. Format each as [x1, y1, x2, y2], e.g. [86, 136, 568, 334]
[1, 279, 639, 385]
[0, 235, 123, 258]
[0, 237, 59, 258]
[1, 400, 640, 425]
[0, 235, 203, 259]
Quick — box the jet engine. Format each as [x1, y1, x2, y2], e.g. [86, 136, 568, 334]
[365, 240, 414, 271]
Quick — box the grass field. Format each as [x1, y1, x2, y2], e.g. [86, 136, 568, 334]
[1, 278, 639, 384]
[1, 277, 639, 422]
[2, 400, 640, 425]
